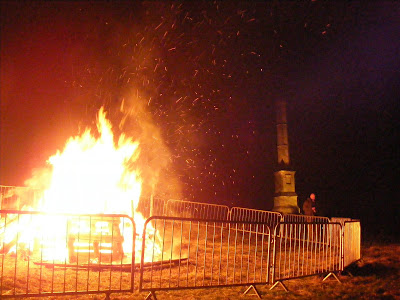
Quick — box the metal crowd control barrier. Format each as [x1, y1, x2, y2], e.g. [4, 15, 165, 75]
[139, 216, 272, 299]
[270, 222, 343, 291]
[229, 207, 283, 234]
[137, 196, 166, 219]
[0, 210, 135, 299]
[283, 214, 330, 224]
[342, 220, 361, 268]
[0, 201, 362, 299]
[164, 199, 230, 221]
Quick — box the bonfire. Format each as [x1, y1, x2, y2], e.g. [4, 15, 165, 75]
[1, 107, 160, 265]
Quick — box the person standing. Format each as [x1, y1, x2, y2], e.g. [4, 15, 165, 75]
[303, 193, 316, 216]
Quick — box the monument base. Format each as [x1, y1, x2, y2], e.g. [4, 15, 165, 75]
[272, 195, 300, 214]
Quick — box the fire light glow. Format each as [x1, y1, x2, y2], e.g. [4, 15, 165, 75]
[2, 107, 161, 263]
[40, 107, 142, 215]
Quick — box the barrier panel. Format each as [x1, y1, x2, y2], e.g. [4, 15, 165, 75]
[137, 196, 167, 218]
[271, 222, 342, 289]
[342, 220, 361, 268]
[0, 210, 135, 299]
[164, 199, 230, 221]
[283, 214, 330, 224]
[229, 207, 283, 234]
[139, 216, 272, 298]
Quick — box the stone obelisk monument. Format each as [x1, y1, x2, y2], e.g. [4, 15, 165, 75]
[272, 100, 300, 214]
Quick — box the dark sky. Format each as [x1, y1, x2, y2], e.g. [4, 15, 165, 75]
[1, 2, 399, 238]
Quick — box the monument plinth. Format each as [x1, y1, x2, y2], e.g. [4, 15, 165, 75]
[272, 100, 300, 214]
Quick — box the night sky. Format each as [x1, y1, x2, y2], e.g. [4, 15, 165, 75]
[1, 2, 399, 239]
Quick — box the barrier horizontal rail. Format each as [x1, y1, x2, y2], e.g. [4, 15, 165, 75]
[229, 207, 283, 235]
[330, 217, 352, 226]
[343, 220, 361, 268]
[282, 214, 330, 224]
[164, 199, 230, 221]
[139, 216, 272, 298]
[0, 210, 135, 299]
[271, 222, 342, 287]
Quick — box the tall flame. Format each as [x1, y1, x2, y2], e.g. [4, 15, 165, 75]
[40, 107, 142, 215]
[2, 107, 161, 263]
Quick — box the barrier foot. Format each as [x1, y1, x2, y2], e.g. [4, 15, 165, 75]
[342, 269, 354, 277]
[243, 284, 261, 298]
[347, 271, 354, 277]
[269, 281, 289, 292]
[322, 272, 341, 283]
[105, 293, 111, 300]
[145, 291, 157, 300]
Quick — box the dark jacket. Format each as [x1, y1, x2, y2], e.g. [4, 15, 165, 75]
[302, 198, 315, 216]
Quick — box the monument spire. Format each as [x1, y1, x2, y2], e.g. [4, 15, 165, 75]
[272, 100, 300, 214]
[276, 100, 290, 166]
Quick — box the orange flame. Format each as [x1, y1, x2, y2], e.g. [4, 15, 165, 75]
[40, 107, 142, 215]
[3, 107, 161, 263]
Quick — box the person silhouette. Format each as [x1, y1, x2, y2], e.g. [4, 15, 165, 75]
[303, 193, 316, 216]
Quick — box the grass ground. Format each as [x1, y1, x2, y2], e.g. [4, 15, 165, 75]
[129, 243, 400, 300]
[18, 242, 396, 300]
